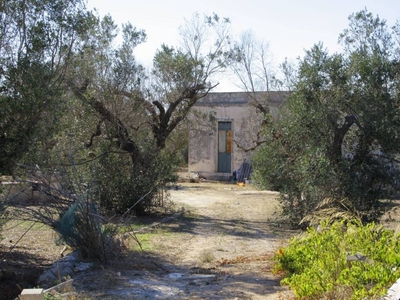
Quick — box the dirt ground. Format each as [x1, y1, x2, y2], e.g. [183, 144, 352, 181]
[2, 181, 400, 299]
[0, 219, 65, 299]
[0, 181, 303, 299]
[69, 182, 298, 299]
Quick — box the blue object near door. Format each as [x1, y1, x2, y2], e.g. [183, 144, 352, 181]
[218, 122, 231, 173]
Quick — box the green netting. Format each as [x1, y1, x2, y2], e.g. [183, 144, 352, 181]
[55, 197, 108, 260]
[56, 201, 80, 245]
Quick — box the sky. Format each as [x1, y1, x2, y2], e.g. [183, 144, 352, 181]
[86, 0, 400, 91]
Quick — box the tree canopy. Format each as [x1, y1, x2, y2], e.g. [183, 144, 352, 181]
[252, 9, 400, 226]
[2, 2, 399, 224]
[0, 1, 235, 214]
[0, 0, 95, 174]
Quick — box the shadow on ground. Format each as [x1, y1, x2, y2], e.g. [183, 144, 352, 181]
[167, 212, 282, 239]
[0, 248, 50, 300]
[72, 246, 288, 300]
[72, 209, 292, 299]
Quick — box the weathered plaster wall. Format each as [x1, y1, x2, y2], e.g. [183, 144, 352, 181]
[188, 92, 285, 179]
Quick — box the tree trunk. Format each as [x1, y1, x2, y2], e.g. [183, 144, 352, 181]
[331, 115, 356, 164]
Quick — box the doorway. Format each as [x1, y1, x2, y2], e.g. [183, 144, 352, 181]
[217, 122, 232, 173]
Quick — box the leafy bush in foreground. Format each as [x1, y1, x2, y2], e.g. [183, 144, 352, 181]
[274, 221, 400, 299]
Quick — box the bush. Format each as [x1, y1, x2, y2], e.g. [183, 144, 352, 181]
[252, 11, 400, 227]
[275, 221, 400, 299]
[4, 165, 121, 261]
[94, 148, 179, 215]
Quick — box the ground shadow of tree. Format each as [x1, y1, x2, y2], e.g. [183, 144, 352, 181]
[71, 209, 295, 299]
[72, 246, 289, 299]
[0, 247, 50, 300]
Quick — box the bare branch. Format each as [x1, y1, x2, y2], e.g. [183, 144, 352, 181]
[67, 79, 141, 161]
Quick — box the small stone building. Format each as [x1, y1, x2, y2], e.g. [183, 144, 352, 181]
[188, 91, 286, 180]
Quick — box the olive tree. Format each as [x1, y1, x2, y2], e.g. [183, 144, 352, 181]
[253, 10, 400, 226]
[0, 0, 95, 174]
[65, 13, 235, 214]
[0, 0, 130, 260]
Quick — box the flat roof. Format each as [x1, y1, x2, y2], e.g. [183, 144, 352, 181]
[195, 91, 288, 106]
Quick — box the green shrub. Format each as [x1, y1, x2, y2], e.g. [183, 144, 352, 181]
[275, 221, 400, 299]
[94, 147, 179, 215]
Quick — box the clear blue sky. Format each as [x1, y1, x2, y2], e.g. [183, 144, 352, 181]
[86, 0, 400, 90]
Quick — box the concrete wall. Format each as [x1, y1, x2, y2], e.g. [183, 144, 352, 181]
[188, 92, 285, 180]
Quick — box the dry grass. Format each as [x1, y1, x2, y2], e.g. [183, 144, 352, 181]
[199, 250, 215, 263]
[0, 218, 63, 299]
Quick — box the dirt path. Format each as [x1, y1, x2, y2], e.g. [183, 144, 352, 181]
[73, 182, 297, 299]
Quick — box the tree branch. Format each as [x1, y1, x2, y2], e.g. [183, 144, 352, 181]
[153, 83, 212, 149]
[86, 119, 103, 148]
[233, 139, 266, 152]
[67, 79, 141, 163]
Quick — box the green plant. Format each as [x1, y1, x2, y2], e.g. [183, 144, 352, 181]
[275, 221, 400, 299]
[252, 10, 400, 227]
[44, 293, 63, 300]
[128, 232, 157, 251]
[94, 147, 179, 215]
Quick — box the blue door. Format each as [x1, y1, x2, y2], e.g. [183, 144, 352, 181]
[218, 122, 232, 173]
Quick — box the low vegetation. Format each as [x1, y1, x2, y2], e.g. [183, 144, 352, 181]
[274, 221, 400, 299]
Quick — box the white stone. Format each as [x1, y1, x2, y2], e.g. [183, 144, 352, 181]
[385, 277, 400, 300]
[168, 272, 183, 279]
[20, 289, 44, 300]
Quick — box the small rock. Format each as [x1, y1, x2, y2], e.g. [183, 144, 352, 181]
[38, 270, 58, 288]
[181, 274, 217, 285]
[346, 252, 367, 261]
[168, 273, 183, 279]
[74, 262, 93, 272]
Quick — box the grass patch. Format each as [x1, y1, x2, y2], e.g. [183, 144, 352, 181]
[126, 228, 172, 252]
[131, 233, 154, 251]
[183, 212, 202, 219]
[3, 220, 48, 231]
[199, 250, 215, 263]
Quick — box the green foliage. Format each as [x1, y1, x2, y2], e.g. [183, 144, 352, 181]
[0, 4, 233, 221]
[252, 135, 288, 191]
[275, 221, 400, 299]
[153, 44, 203, 90]
[94, 147, 179, 215]
[253, 10, 400, 226]
[0, 0, 96, 174]
[44, 293, 63, 300]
